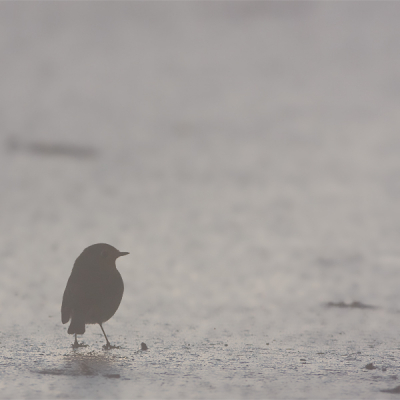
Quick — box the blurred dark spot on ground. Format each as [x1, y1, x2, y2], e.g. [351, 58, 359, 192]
[365, 363, 377, 370]
[32, 367, 96, 376]
[141, 342, 148, 350]
[36, 369, 65, 375]
[325, 301, 377, 309]
[5, 136, 98, 159]
[316, 254, 364, 268]
[104, 373, 120, 378]
[35, 367, 94, 376]
[316, 257, 337, 267]
[381, 385, 400, 393]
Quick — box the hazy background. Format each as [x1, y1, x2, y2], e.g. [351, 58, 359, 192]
[2, 2, 400, 398]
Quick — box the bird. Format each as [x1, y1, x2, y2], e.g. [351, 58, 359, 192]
[61, 243, 129, 349]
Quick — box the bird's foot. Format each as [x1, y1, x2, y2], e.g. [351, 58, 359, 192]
[102, 343, 121, 350]
[72, 341, 88, 349]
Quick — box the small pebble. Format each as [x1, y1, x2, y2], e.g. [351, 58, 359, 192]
[141, 342, 148, 351]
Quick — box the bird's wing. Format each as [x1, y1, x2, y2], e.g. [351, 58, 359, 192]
[61, 266, 102, 324]
[61, 284, 72, 324]
[61, 274, 82, 324]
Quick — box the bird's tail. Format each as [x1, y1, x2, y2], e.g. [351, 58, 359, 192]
[67, 313, 85, 335]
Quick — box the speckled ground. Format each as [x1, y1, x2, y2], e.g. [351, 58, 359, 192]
[2, 307, 400, 399]
[2, 2, 400, 398]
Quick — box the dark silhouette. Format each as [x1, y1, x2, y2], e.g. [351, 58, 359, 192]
[61, 243, 129, 349]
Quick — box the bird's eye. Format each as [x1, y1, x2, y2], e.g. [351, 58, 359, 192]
[101, 250, 108, 258]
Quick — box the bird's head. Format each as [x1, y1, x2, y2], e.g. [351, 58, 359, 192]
[79, 243, 129, 269]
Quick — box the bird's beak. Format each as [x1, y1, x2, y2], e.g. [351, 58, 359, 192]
[118, 251, 129, 257]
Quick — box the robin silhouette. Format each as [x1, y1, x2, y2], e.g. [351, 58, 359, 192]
[61, 243, 129, 349]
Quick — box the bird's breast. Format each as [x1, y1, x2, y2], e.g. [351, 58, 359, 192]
[82, 268, 124, 324]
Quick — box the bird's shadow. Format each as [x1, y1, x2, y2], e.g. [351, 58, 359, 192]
[35, 349, 127, 378]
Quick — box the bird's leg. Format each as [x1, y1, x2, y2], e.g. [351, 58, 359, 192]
[72, 333, 88, 349]
[99, 323, 120, 350]
[99, 324, 111, 348]
[72, 334, 79, 348]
